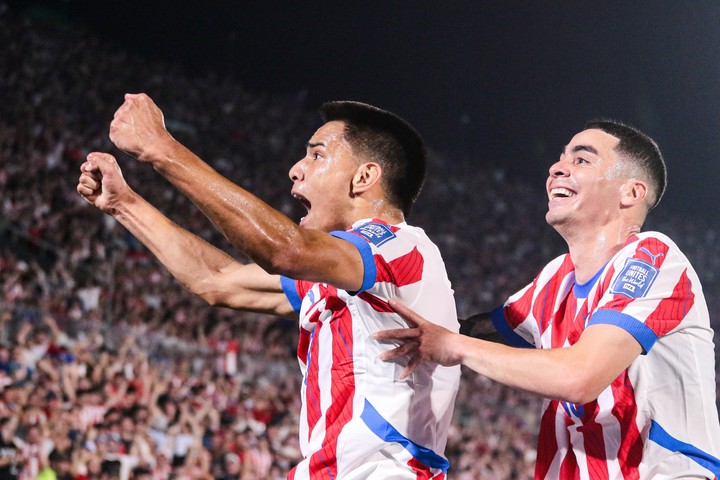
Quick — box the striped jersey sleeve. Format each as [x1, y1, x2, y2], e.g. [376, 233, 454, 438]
[498, 254, 575, 347]
[588, 233, 695, 354]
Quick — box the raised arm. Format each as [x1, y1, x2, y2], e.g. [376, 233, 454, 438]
[376, 299, 642, 405]
[107, 93, 364, 291]
[77, 152, 295, 318]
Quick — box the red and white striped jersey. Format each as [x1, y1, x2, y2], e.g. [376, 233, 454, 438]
[281, 218, 460, 479]
[494, 231, 720, 479]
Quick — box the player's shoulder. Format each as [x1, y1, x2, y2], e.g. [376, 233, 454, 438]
[634, 230, 677, 246]
[347, 218, 429, 248]
[608, 230, 693, 281]
[620, 231, 684, 261]
[606, 231, 695, 300]
[347, 219, 402, 247]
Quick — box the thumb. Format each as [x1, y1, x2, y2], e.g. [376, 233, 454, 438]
[85, 152, 119, 175]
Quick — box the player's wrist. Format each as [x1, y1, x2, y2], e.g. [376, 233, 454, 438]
[108, 186, 140, 218]
[139, 132, 179, 165]
[453, 332, 479, 366]
[148, 136, 195, 177]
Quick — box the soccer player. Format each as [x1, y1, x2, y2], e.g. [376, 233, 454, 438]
[77, 95, 460, 479]
[376, 121, 720, 479]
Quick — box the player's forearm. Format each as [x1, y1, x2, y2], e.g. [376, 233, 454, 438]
[145, 139, 307, 275]
[111, 189, 239, 304]
[456, 336, 601, 404]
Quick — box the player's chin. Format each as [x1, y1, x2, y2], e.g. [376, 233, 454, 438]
[298, 213, 326, 232]
[298, 214, 316, 230]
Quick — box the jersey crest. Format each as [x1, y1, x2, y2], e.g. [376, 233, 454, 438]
[353, 222, 397, 246]
[610, 258, 659, 299]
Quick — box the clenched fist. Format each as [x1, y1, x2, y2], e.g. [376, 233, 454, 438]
[109, 93, 174, 162]
[76, 152, 131, 214]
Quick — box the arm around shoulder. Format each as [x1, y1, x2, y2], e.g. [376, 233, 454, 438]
[456, 323, 643, 404]
[379, 300, 643, 405]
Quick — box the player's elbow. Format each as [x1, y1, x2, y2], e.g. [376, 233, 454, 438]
[556, 373, 606, 405]
[185, 275, 230, 307]
[197, 290, 226, 307]
[259, 245, 305, 278]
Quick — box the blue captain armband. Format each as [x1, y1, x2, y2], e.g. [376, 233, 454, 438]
[330, 230, 376, 295]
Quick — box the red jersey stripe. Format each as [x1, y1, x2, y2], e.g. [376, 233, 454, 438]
[374, 247, 425, 287]
[357, 292, 394, 313]
[611, 371, 642, 480]
[536, 401, 562, 478]
[505, 282, 535, 330]
[644, 269, 694, 336]
[305, 324, 322, 439]
[580, 401, 610, 480]
[307, 307, 355, 478]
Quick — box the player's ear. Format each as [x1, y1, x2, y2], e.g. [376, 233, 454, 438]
[620, 178, 648, 208]
[351, 162, 382, 195]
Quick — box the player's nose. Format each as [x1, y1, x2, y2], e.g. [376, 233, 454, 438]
[289, 158, 305, 182]
[548, 159, 570, 177]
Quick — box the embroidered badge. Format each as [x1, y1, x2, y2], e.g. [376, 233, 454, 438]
[354, 223, 396, 247]
[610, 258, 659, 299]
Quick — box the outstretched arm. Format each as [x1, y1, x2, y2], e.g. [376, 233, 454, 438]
[375, 299, 642, 405]
[108, 93, 364, 291]
[77, 152, 295, 318]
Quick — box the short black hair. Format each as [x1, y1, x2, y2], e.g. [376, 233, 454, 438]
[584, 119, 667, 210]
[320, 101, 427, 217]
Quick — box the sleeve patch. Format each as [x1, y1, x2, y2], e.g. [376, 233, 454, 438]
[353, 222, 396, 247]
[610, 258, 659, 299]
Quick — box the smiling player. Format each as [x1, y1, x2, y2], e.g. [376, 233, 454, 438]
[376, 120, 720, 479]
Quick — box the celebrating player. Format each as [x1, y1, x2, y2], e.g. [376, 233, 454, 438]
[77, 94, 460, 479]
[376, 120, 720, 479]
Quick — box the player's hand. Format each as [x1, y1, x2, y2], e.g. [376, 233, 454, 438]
[373, 298, 462, 378]
[76, 152, 131, 213]
[109, 93, 174, 162]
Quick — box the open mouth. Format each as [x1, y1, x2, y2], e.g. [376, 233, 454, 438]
[550, 187, 576, 200]
[292, 193, 311, 212]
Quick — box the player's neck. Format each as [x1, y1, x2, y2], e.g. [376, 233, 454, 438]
[564, 222, 640, 283]
[353, 198, 405, 226]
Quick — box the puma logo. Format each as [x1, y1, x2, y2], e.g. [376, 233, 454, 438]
[639, 247, 664, 266]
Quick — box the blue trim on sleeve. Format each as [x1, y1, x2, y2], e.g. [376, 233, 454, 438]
[330, 230, 376, 295]
[490, 306, 534, 348]
[360, 399, 449, 472]
[280, 275, 302, 314]
[587, 310, 658, 354]
[649, 420, 720, 476]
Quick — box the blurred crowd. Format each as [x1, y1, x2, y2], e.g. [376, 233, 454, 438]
[1, 4, 718, 479]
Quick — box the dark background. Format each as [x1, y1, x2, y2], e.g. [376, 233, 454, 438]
[10, 0, 720, 221]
